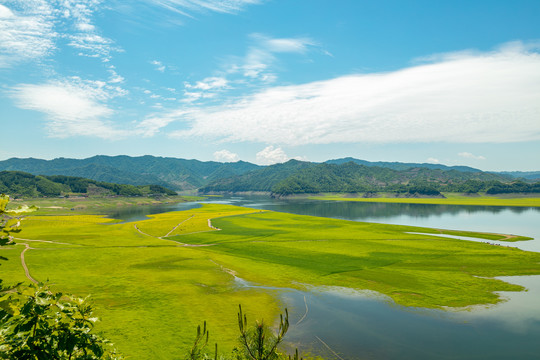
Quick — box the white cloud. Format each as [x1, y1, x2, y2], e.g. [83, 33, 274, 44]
[185, 77, 228, 90]
[168, 43, 540, 145]
[144, 0, 261, 15]
[427, 158, 441, 164]
[256, 146, 289, 165]
[214, 150, 239, 162]
[108, 69, 125, 83]
[181, 34, 316, 103]
[252, 33, 315, 54]
[10, 78, 127, 139]
[0, 0, 118, 66]
[458, 152, 486, 160]
[233, 34, 317, 81]
[60, 0, 118, 61]
[67, 33, 115, 59]
[150, 60, 166, 72]
[0, 1, 57, 67]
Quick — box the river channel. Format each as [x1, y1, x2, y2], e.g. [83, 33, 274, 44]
[105, 196, 540, 359]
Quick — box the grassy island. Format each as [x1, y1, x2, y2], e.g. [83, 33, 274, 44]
[307, 192, 540, 207]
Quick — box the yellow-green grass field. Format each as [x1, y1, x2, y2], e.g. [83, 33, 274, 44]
[308, 193, 540, 207]
[3, 203, 540, 359]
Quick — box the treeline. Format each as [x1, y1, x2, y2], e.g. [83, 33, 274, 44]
[484, 181, 540, 194]
[199, 161, 540, 196]
[0, 171, 177, 198]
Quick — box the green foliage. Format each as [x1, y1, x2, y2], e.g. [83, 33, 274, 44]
[1, 196, 121, 359]
[201, 161, 519, 196]
[188, 306, 301, 360]
[0, 284, 122, 360]
[1, 194, 21, 260]
[0, 155, 261, 191]
[200, 160, 313, 193]
[485, 181, 540, 194]
[235, 305, 290, 360]
[0, 171, 177, 198]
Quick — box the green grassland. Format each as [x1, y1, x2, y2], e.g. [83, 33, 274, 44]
[308, 192, 540, 207]
[3, 203, 540, 359]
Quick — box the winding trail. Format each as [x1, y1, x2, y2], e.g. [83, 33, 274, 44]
[12, 237, 77, 285]
[134, 224, 153, 237]
[13, 237, 73, 246]
[133, 220, 216, 246]
[19, 243, 38, 284]
[164, 215, 195, 237]
[207, 219, 221, 231]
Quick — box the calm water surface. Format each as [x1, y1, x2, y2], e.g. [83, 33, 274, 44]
[106, 196, 540, 359]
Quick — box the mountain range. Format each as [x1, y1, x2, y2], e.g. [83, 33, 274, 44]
[0, 155, 537, 195]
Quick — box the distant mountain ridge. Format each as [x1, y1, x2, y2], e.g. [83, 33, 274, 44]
[0, 156, 260, 191]
[0, 155, 535, 193]
[201, 160, 516, 195]
[498, 171, 540, 181]
[325, 157, 483, 173]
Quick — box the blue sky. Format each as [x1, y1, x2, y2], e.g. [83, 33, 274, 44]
[1, 0, 539, 171]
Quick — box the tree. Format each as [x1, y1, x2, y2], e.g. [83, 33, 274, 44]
[0, 194, 21, 292]
[0, 285, 123, 359]
[0, 195, 122, 359]
[187, 305, 303, 360]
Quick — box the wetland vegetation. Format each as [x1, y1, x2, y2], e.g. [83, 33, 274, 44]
[2, 194, 540, 359]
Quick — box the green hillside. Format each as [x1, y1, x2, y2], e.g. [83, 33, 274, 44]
[0, 156, 260, 191]
[201, 161, 530, 196]
[0, 171, 177, 198]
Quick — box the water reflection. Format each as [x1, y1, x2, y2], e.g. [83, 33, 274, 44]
[281, 282, 540, 360]
[233, 273, 540, 360]
[103, 201, 202, 223]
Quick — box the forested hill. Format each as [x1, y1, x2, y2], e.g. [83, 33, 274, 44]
[0, 155, 536, 193]
[326, 157, 482, 172]
[0, 156, 260, 191]
[200, 161, 538, 196]
[0, 171, 177, 198]
[198, 159, 313, 193]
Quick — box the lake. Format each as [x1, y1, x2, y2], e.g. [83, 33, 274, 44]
[105, 196, 540, 359]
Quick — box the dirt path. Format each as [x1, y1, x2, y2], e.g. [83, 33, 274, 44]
[13, 237, 73, 245]
[207, 218, 221, 230]
[164, 215, 194, 237]
[19, 243, 38, 284]
[134, 223, 215, 247]
[134, 224, 154, 237]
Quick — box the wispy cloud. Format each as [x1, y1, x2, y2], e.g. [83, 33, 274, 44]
[234, 34, 318, 81]
[0, 1, 57, 68]
[214, 149, 239, 162]
[458, 152, 486, 160]
[0, 0, 118, 66]
[167, 43, 540, 145]
[143, 0, 261, 16]
[150, 60, 166, 72]
[9, 78, 128, 139]
[180, 34, 318, 103]
[61, 0, 118, 61]
[185, 77, 228, 90]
